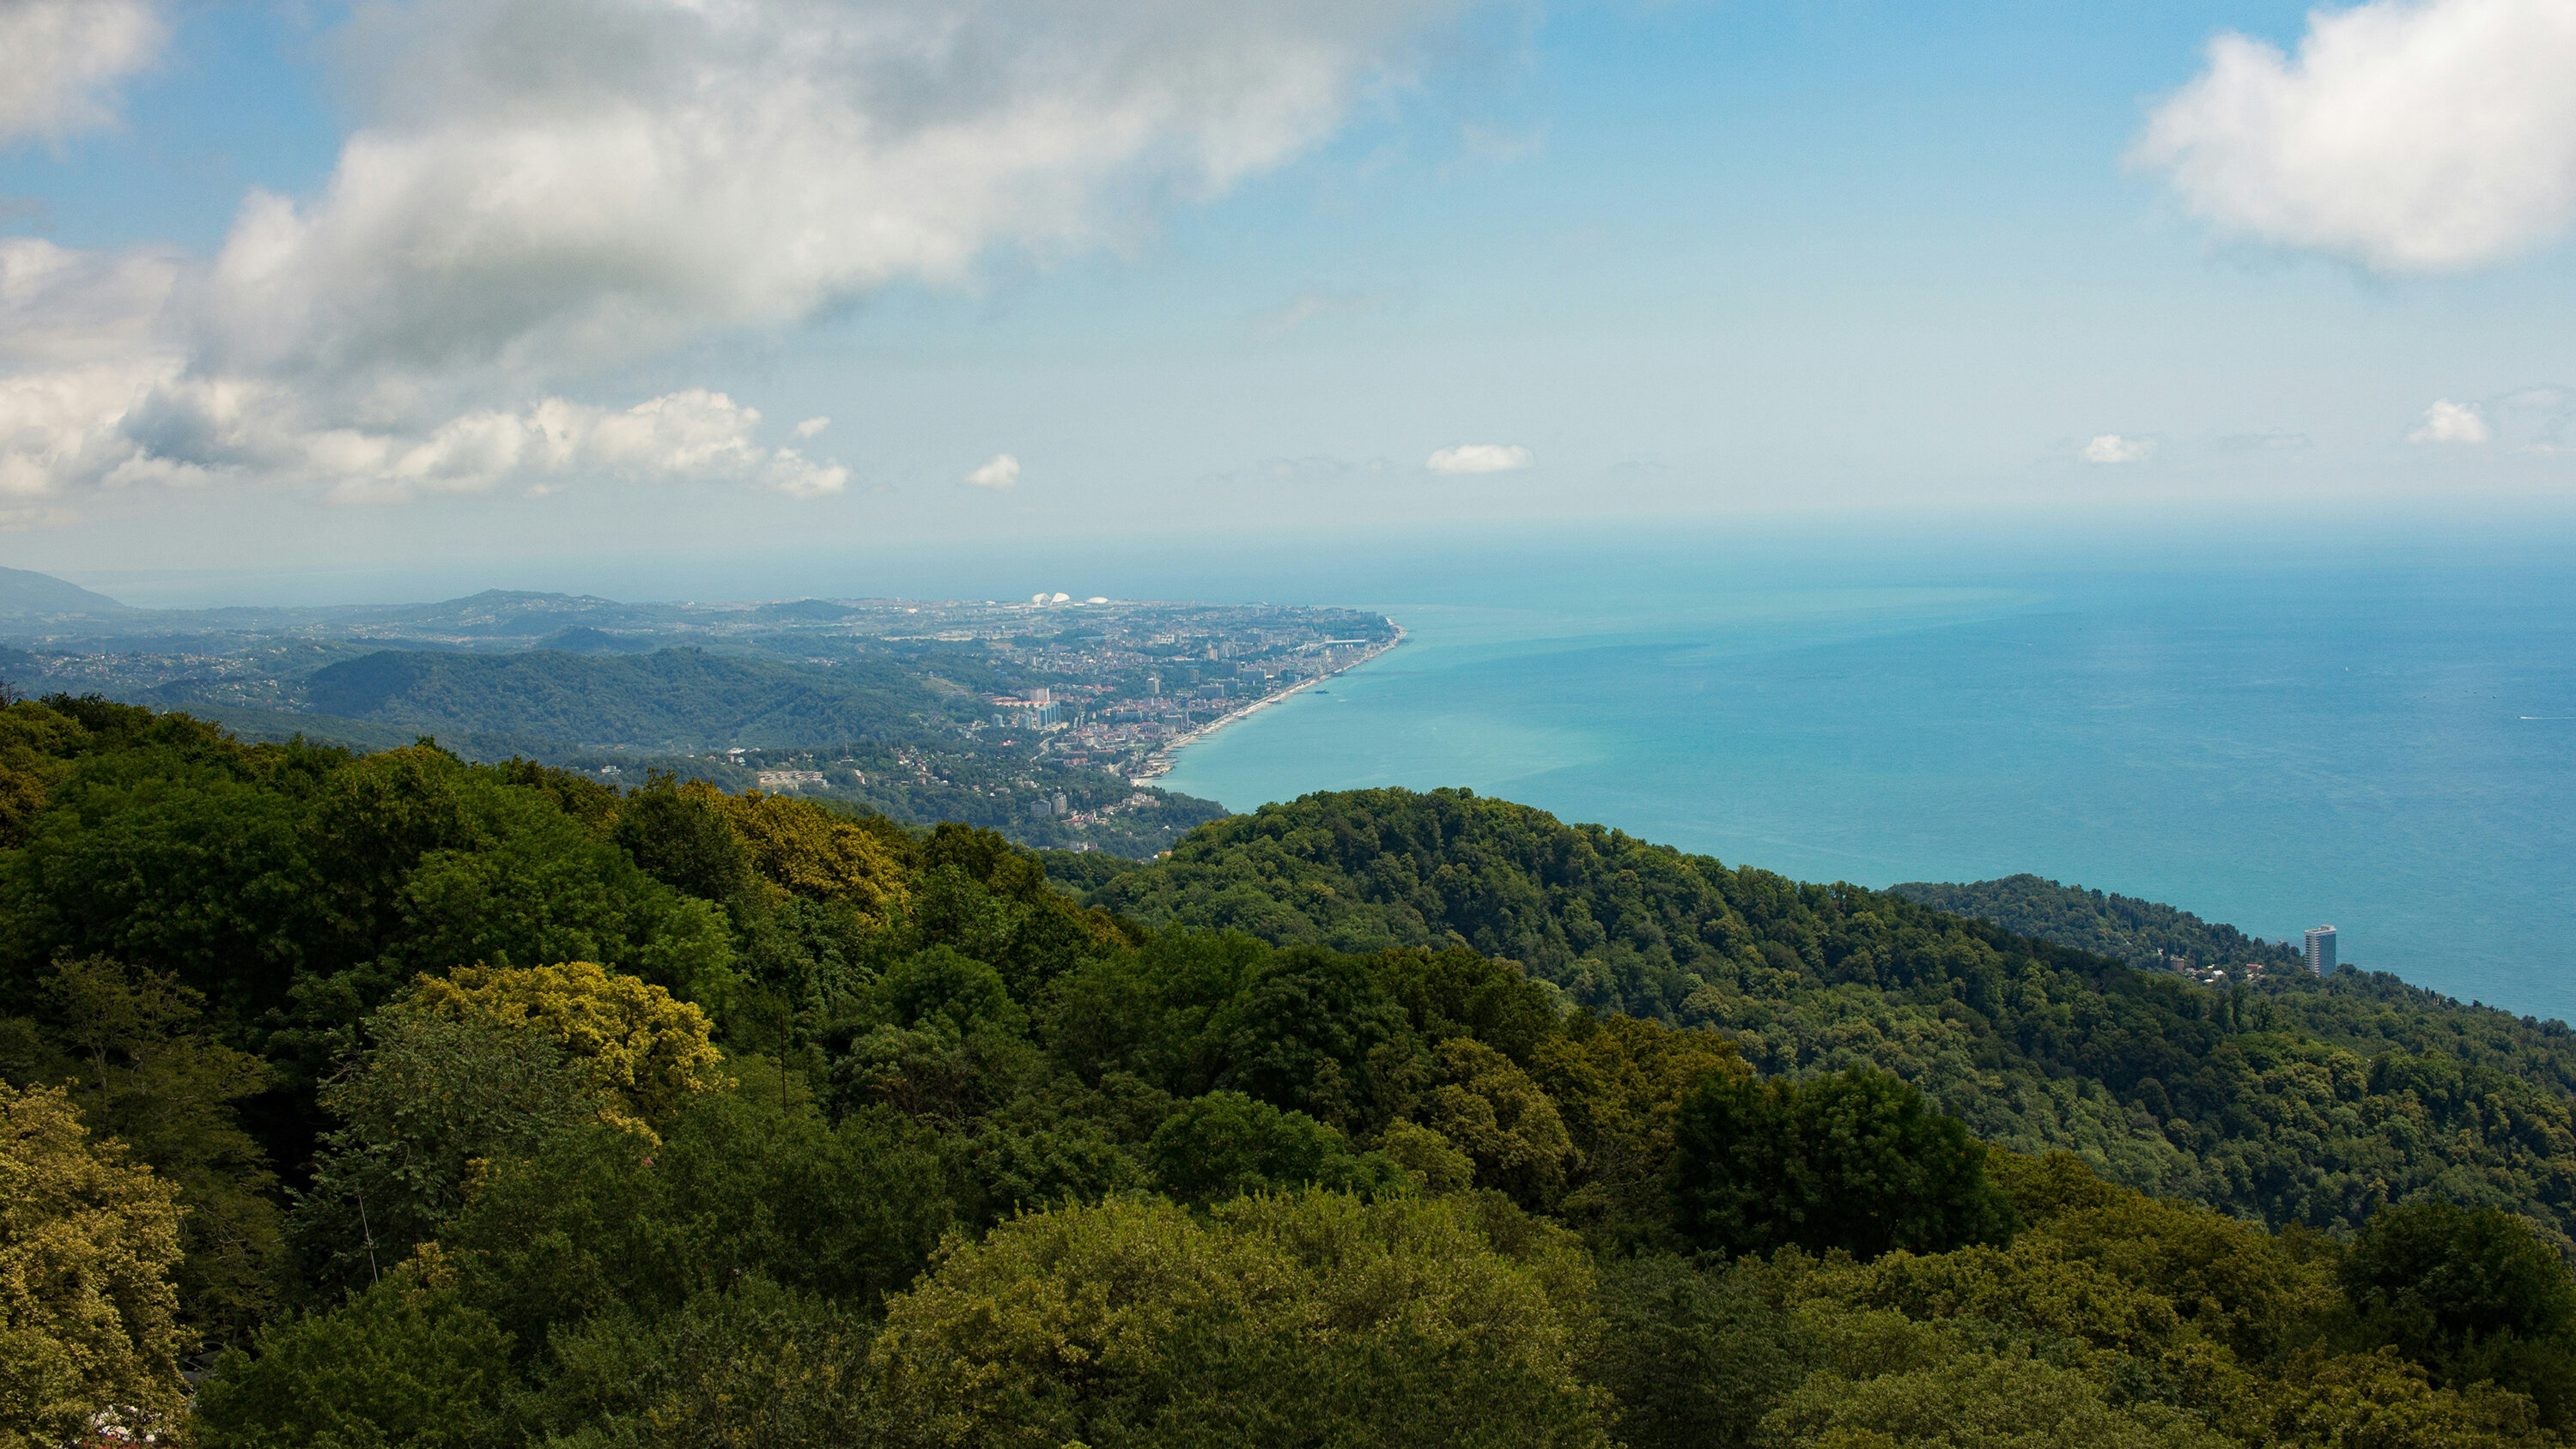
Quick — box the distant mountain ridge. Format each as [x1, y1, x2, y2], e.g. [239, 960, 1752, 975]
[0, 566, 129, 616]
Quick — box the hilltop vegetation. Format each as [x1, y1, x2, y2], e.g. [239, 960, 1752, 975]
[1888, 872, 2306, 974]
[1071, 787, 2576, 1239]
[9, 702, 2576, 1446]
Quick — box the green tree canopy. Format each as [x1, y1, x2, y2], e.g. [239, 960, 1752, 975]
[1671, 1067, 2016, 1259]
[1144, 1090, 1397, 1204]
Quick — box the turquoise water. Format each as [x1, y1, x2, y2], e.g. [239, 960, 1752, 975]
[1157, 548, 2576, 1023]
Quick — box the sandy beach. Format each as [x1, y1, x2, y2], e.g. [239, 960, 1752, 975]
[1129, 625, 1405, 784]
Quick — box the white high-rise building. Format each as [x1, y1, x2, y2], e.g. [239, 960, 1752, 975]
[2305, 925, 2337, 976]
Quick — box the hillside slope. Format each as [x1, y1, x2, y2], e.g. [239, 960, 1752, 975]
[0, 565, 128, 616]
[1888, 872, 2305, 974]
[1077, 786, 2576, 1234]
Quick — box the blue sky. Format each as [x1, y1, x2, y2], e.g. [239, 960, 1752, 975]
[3, 0, 2573, 597]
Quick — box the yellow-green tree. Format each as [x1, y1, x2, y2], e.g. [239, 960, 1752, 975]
[1530, 1013, 1744, 1246]
[1759, 1345, 2235, 1449]
[1992, 1149, 2336, 1364]
[684, 782, 908, 924]
[2261, 1347, 2554, 1449]
[1422, 1037, 1575, 1205]
[0, 700, 80, 849]
[0, 1083, 188, 1449]
[871, 1190, 1610, 1448]
[410, 961, 729, 1138]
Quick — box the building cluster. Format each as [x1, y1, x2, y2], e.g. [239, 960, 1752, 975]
[991, 687, 1060, 730]
[2155, 923, 2342, 987]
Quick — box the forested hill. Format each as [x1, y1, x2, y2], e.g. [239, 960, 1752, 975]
[21, 703, 2576, 1446]
[1887, 871, 2306, 974]
[1071, 786, 2576, 1236]
[302, 647, 969, 750]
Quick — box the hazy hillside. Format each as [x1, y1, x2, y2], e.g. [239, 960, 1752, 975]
[301, 647, 968, 751]
[0, 566, 127, 616]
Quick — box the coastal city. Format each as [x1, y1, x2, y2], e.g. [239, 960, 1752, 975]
[0, 585, 1403, 854]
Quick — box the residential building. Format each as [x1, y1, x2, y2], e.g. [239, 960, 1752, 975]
[2305, 925, 2337, 976]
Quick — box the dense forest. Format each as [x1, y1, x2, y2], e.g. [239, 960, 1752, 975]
[1065, 788, 2576, 1238]
[9, 703, 2576, 1446]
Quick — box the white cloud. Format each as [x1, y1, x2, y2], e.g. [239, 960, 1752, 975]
[964, 453, 1022, 489]
[184, 0, 1454, 408]
[0, 0, 1453, 515]
[0, 0, 164, 146]
[0, 239, 181, 369]
[2136, 0, 2576, 272]
[793, 416, 831, 440]
[2410, 397, 2492, 443]
[3, 373, 844, 506]
[2082, 434, 2155, 464]
[1425, 443, 1533, 475]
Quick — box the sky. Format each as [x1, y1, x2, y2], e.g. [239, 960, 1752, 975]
[3, 0, 2575, 599]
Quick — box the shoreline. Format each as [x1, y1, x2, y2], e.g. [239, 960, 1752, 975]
[1129, 621, 1406, 785]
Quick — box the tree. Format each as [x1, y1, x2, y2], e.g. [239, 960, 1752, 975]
[509, 1276, 876, 1448]
[1759, 1348, 2233, 1449]
[443, 1087, 954, 1354]
[34, 956, 283, 1348]
[410, 961, 730, 1139]
[1530, 1013, 1744, 1250]
[193, 1250, 515, 1449]
[379, 809, 739, 1009]
[0, 1083, 188, 1449]
[876, 946, 1025, 1037]
[2262, 1347, 2553, 1449]
[1375, 946, 1562, 1067]
[2338, 1201, 2576, 1424]
[611, 775, 759, 908]
[1670, 1068, 2016, 1259]
[1589, 1254, 1801, 1449]
[0, 700, 80, 851]
[693, 783, 908, 925]
[1204, 945, 1414, 1132]
[1145, 1091, 1397, 1204]
[1419, 1037, 1573, 1206]
[869, 1190, 1612, 1449]
[292, 1004, 593, 1297]
[1992, 1149, 2334, 1366]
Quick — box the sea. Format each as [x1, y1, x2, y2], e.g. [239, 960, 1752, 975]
[1134, 524, 2576, 1025]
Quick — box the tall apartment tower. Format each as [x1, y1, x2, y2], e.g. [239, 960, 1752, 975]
[2304, 926, 2337, 976]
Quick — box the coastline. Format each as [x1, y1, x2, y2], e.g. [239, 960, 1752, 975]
[1129, 621, 1405, 785]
